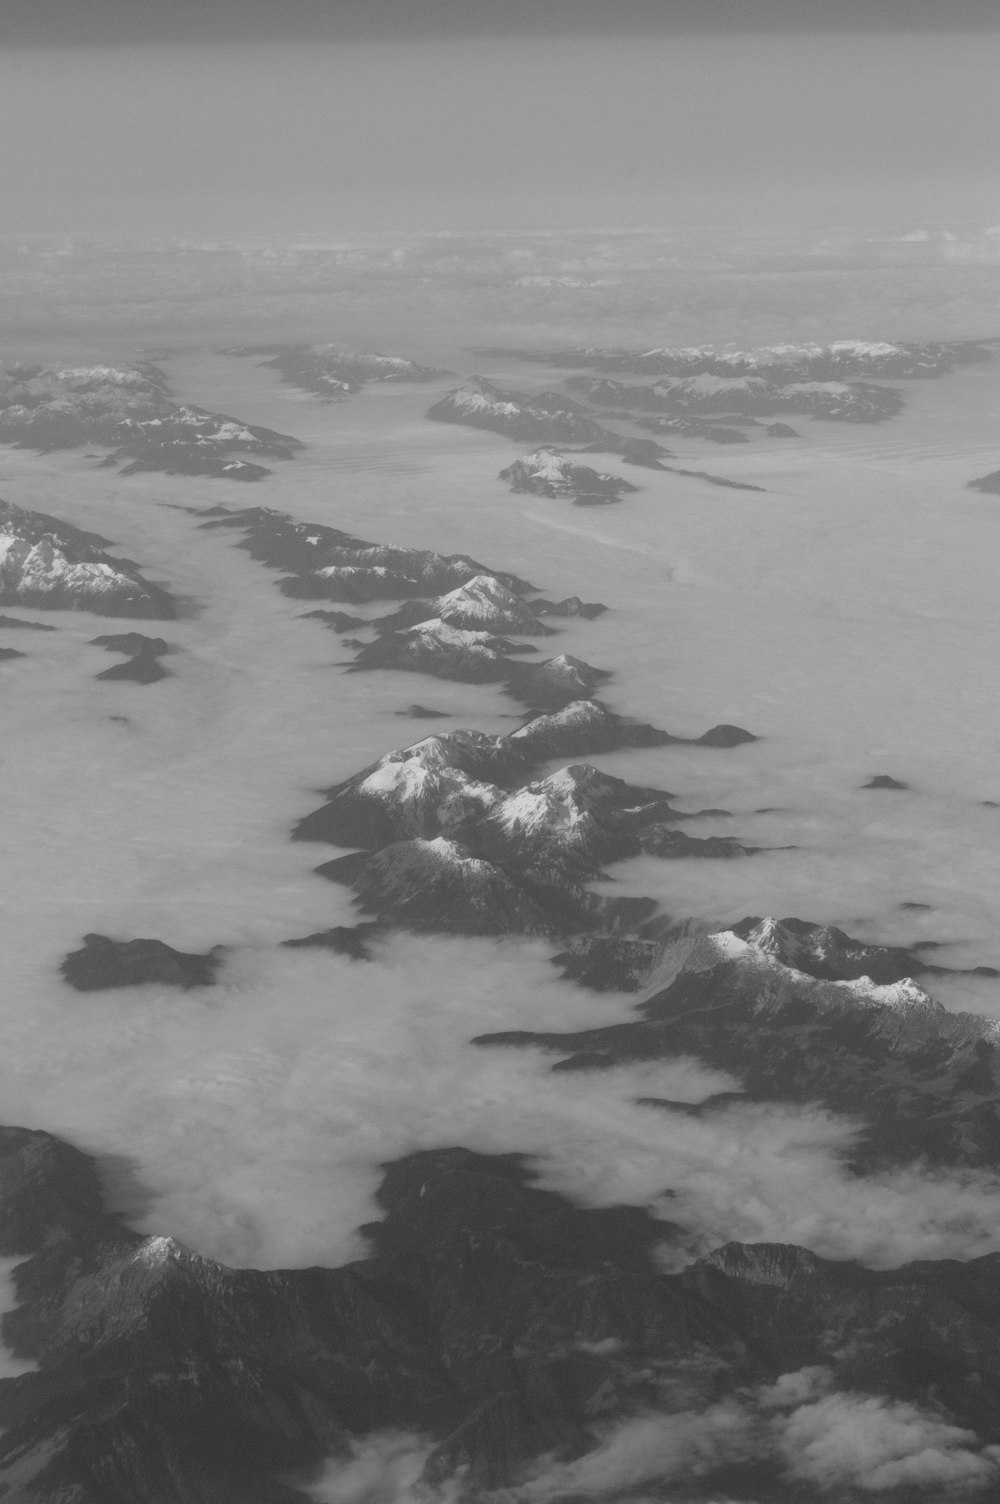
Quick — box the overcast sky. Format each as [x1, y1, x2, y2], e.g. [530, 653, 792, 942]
[2, 0, 998, 237]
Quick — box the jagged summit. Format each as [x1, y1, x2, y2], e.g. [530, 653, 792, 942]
[477, 914, 1000, 1169]
[0, 498, 176, 618]
[294, 701, 749, 853]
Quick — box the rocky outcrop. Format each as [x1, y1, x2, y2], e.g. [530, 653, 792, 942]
[60, 934, 221, 990]
[498, 447, 638, 504]
[968, 469, 1000, 494]
[0, 361, 303, 478]
[476, 918, 1000, 1169]
[0, 499, 176, 618]
[4, 1131, 1000, 1502]
[91, 632, 172, 683]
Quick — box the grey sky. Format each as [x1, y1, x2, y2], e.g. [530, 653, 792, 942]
[4, 0, 1000, 46]
[2, 14, 998, 237]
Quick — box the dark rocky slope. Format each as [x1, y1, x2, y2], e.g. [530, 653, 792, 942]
[476, 916, 1000, 1171]
[293, 700, 754, 850]
[0, 498, 176, 618]
[91, 632, 173, 683]
[295, 704, 759, 938]
[3, 1130, 1000, 1501]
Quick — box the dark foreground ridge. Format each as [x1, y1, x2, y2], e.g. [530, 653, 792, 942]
[0, 361, 304, 480]
[60, 934, 222, 991]
[4, 1128, 1000, 1501]
[0, 498, 176, 618]
[476, 916, 1000, 1172]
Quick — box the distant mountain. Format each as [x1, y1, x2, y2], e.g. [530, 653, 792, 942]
[568, 371, 904, 423]
[0, 362, 304, 479]
[427, 377, 669, 456]
[224, 342, 448, 397]
[499, 446, 638, 504]
[0, 498, 176, 618]
[473, 338, 993, 381]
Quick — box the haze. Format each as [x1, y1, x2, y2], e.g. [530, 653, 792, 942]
[3, 26, 1000, 237]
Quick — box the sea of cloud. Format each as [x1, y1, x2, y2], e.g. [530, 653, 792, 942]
[1, 287, 1000, 1310]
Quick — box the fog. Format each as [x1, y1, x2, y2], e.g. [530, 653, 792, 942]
[0, 319, 999, 1283]
[3, 29, 1000, 237]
